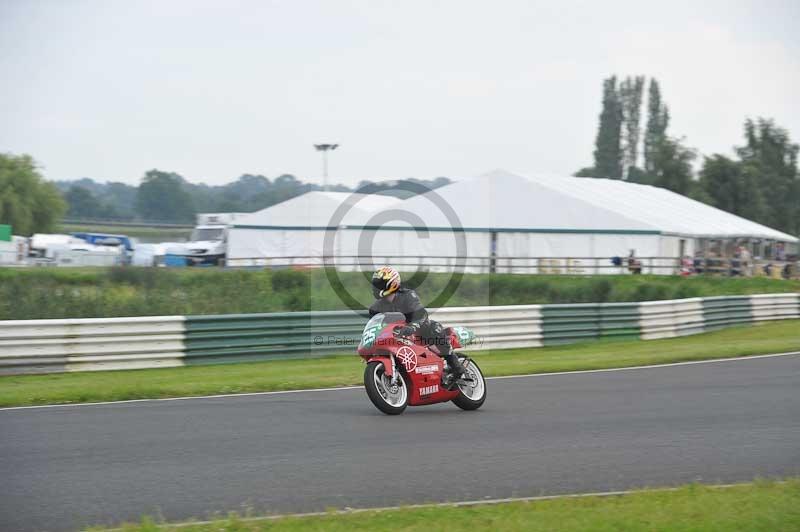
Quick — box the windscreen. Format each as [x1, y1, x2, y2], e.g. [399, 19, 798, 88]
[191, 228, 225, 241]
[360, 313, 386, 349]
[360, 312, 406, 349]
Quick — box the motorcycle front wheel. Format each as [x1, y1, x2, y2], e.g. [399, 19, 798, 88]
[364, 361, 409, 415]
[451, 357, 486, 411]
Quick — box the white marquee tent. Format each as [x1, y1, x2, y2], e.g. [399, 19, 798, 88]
[226, 171, 798, 273]
[227, 192, 400, 265]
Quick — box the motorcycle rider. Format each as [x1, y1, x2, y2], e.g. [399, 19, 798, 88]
[368, 266, 467, 378]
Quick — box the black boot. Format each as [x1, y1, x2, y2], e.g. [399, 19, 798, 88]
[444, 353, 467, 379]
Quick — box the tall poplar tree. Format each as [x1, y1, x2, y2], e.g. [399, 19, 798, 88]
[644, 79, 669, 174]
[620, 75, 645, 178]
[592, 76, 623, 178]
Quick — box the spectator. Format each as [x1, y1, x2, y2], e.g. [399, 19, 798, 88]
[730, 249, 741, 277]
[693, 251, 705, 274]
[680, 255, 693, 276]
[739, 246, 752, 276]
[776, 243, 786, 261]
[627, 250, 642, 275]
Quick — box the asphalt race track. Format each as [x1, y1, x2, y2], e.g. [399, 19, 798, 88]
[2, 354, 799, 532]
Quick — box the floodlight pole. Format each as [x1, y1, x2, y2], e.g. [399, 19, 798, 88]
[314, 143, 339, 191]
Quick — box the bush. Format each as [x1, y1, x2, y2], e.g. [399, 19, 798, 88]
[271, 269, 311, 311]
[0, 269, 797, 320]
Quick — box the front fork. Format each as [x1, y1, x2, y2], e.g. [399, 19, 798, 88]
[390, 353, 399, 386]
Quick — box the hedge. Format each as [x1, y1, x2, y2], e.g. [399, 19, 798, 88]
[0, 267, 798, 320]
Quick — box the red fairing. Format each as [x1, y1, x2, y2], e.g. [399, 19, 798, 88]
[358, 313, 485, 414]
[359, 318, 459, 406]
[367, 355, 394, 377]
[380, 340, 457, 405]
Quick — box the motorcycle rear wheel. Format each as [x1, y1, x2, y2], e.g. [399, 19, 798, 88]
[451, 357, 486, 411]
[364, 361, 409, 415]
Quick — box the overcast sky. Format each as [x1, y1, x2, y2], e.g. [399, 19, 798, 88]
[1, 0, 798, 187]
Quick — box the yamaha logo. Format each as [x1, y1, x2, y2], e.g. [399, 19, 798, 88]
[420, 384, 439, 396]
[396, 346, 417, 372]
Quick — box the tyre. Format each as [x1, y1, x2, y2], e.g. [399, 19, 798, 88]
[451, 357, 486, 411]
[364, 361, 409, 415]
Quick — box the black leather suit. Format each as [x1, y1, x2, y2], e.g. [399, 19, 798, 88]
[368, 288, 454, 360]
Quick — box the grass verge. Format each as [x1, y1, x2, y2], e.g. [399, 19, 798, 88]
[1, 320, 797, 408]
[2, 268, 799, 319]
[92, 478, 800, 531]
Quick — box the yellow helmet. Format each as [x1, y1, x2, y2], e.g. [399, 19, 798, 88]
[371, 266, 401, 299]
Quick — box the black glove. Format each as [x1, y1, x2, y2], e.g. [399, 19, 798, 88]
[395, 325, 417, 337]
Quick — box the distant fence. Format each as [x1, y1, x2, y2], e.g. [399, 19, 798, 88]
[228, 255, 677, 274]
[1, 294, 798, 375]
[4, 251, 798, 278]
[226, 255, 799, 278]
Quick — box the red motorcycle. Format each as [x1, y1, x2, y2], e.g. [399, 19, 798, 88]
[357, 312, 487, 415]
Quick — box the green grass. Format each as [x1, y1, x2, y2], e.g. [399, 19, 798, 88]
[1, 320, 797, 408]
[92, 478, 800, 531]
[1, 267, 798, 319]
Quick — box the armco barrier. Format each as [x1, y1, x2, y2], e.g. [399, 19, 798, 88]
[750, 293, 800, 321]
[540, 302, 641, 346]
[638, 298, 705, 340]
[0, 294, 797, 375]
[184, 311, 364, 364]
[0, 316, 186, 375]
[702, 296, 754, 331]
[430, 305, 543, 350]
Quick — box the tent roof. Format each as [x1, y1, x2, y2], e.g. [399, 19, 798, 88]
[231, 172, 797, 243]
[512, 170, 798, 241]
[233, 192, 400, 228]
[392, 170, 797, 241]
[385, 171, 658, 234]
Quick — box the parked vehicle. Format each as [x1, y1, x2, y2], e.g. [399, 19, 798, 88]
[186, 213, 248, 266]
[29, 233, 123, 267]
[357, 312, 486, 415]
[70, 232, 135, 264]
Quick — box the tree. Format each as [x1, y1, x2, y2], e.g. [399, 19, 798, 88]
[644, 79, 670, 174]
[54, 178, 134, 219]
[625, 166, 653, 185]
[592, 76, 624, 178]
[649, 137, 696, 195]
[64, 186, 118, 219]
[135, 170, 196, 222]
[619, 75, 645, 178]
[102, 182, 137, 220]
[735, 118, 799, 235]
[688, 179, 714, 205]
[0, 153, 66, 235]
[697, 155, 765, 222]
[573, 167, 597, 177]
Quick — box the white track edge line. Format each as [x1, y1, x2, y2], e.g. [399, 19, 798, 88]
[486, 350, 800, 380]
[0, 385, 364, 411]
[97, 480, 779, 531]
[3, 351, 799, 412]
